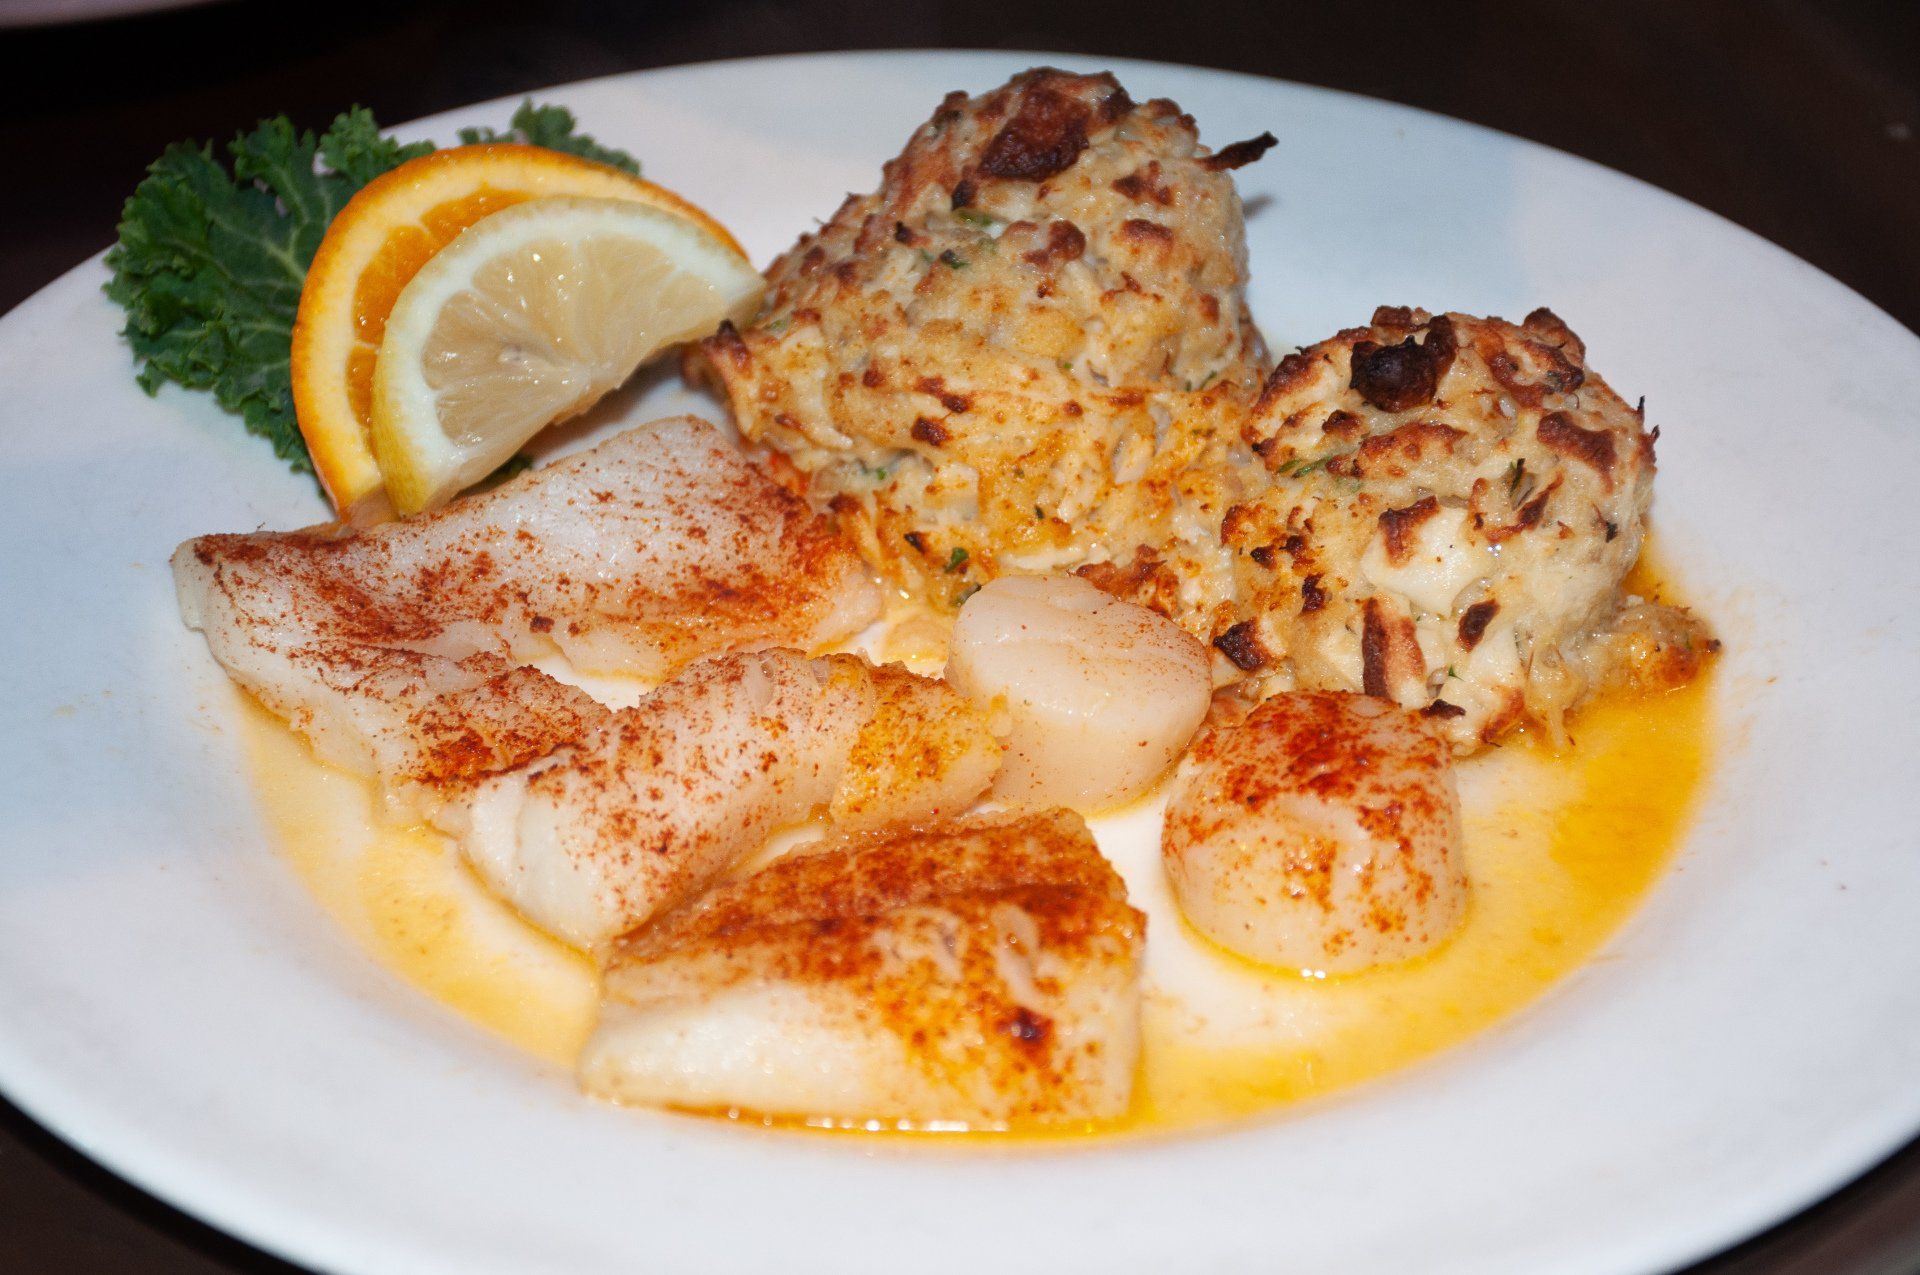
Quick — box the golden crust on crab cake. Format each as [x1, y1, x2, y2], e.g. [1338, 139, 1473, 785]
[691, 67, 1273, 610]
[581, 809, 1146, 1127]
[1134, 306, 1715, 750]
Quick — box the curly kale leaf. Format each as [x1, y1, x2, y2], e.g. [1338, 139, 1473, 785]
[318, 106, 435, 189]
[457, 100, 641, 174]
[104, 112, 428, 470]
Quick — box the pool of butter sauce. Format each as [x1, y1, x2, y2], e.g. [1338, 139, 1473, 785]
[237, 571, 1713, 1141]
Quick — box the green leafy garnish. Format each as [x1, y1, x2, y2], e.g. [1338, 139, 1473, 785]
[1276, 453, 1331, 479]
[107, 101, 636, 476]
[952, 208, 999, 228]
[475, 452, 536, 488]
[104, 111, 424, 469]
[938, 249, 968, 269]
[945, 546, 970, 573]
[455, 101, 640, 174]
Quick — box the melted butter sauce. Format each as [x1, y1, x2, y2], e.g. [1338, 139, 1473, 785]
[1129, 669, 1710, 1131]
[872, 589, 952, 674]
[238, 561, 1714, 1143]
[241, 711, 597, 1068]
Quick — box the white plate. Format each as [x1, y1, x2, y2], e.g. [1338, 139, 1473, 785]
[2, 50, 1917, 1275]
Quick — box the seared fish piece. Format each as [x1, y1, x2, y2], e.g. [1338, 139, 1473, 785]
[175, 416, 881, 682]
[449, 651, 1002, 949]
[203, 642, 603, 821]
[582, 809, 1145, 1127]
[694, 67, 1272, 612]
[174, 418, 993, 948]
[174, 417, 883, 819]
[1163, 692, 1467, 974]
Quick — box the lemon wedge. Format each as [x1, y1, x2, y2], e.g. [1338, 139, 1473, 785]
[369, 195, 763, 515]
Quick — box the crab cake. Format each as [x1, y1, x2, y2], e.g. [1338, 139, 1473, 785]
[693, 67, 1273, 610]
[1190, 306, 1713, 750]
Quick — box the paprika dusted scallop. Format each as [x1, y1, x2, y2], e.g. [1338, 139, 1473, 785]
[1163, 691, 1467, 974]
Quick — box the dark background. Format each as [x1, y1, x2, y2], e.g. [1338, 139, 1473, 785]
[3, 1, 1918, 1271]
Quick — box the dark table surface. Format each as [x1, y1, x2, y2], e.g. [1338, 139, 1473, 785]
[3, 1, 1918, 1271]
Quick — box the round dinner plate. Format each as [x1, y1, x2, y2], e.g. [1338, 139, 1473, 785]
[1, 50, 1917, 1275]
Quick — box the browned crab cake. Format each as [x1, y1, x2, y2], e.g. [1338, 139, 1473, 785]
[691, 67, 1273, 611]
[1201, 307, 1714, 750]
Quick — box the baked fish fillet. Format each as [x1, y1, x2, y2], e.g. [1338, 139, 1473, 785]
[446, 650, 1002, 948]
[173, 419, 1004, 946]
[173, 416, 884, 820]
[581, 809, 1145, 1127]
[174, 415, 881, 683]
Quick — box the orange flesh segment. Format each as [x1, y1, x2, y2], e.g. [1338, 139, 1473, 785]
[343, 188, 540, 437]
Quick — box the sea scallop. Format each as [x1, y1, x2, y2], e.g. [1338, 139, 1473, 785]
[1163, 691, 1467, 973]
[945, 574, 1212, 811]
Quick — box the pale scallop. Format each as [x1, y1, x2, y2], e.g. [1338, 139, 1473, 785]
[1163, 692, 1468, 974]
[944, 574, 1212, 811]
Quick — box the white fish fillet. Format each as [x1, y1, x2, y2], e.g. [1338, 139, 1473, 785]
[175, 415, 881, 680]
[173, 416, 883, 820]
[581, 809, 1146, 1127]
[173, 418, 1004, 947]
[447, 651, 1002, 948]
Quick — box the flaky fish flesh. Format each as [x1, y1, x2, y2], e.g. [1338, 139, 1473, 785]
[175, 415, 880, 682]
[175, 418, 1006, 947]
[174, 417, 883, 820]
[447, 650, 1001, 948]
[582, 809, 1145, 1127]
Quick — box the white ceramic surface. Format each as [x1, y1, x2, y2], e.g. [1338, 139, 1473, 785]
[1, 50, 1917, 1275]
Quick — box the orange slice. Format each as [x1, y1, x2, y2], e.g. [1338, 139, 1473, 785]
[291, 143, 745, 519]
